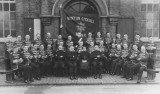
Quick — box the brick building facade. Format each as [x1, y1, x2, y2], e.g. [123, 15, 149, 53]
[0, 0, 158, 41]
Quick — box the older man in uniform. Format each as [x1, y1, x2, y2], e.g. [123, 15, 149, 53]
[45, 33, 54, 49]
[23, 35, 32, 51]
[86, 32, 94, 47]
[66, 46, 78, 80]
[54, 45, 66, 76]
[90, 45, 104, 79]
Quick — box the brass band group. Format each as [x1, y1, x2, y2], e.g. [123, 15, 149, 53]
[5, 32, 156, 84]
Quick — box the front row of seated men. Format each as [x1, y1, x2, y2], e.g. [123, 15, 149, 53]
[5, 33, 156, 84]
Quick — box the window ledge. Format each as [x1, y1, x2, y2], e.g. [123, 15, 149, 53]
[141, 37, 160, 43]
[0, 38, 17, 42]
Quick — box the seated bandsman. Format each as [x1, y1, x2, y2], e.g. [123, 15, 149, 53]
[45, 32, 54, 49]
[115, 34, 122, 45]
[122, 45, 139, 79]
[56, 35, 64, 48]
[90, 45, 103, 79]
[107, 43, 116, 74]
[39, 45, 48, 77]
[137, 46, 149, 83]
[111, 44, 122, 75]
[23, 35, 32, 50]
[146, 36, 156, 69]
[46, 44, 54, 76]
[104, 32, 112, 55]
[30, 44, 40, 80]
[22, 46, 33, 83]
[66, 35, 74, 51]
[86, 32, 94, 47]
[10, 48, 22, 79]
[66, 46, 78, 80]
[122, 34, 130, 47]
[115, 43, 130, 75]
[77, 41, 84, 53]
[95, 32, 103, 45]
[79, 47, 90, 78]
[128, 46, 148, 81]
[33, 33, 43, 50]
[88, 41, 95, 54]
[54, 45, 66, 76]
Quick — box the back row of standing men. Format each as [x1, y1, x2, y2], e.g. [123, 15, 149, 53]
[5, 32, 156, 83]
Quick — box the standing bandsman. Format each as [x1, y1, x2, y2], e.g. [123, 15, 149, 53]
[95, 32, 103, 45]
[66, 35, 74, 51]
[14, 36, 23, 50]
[104, 32, 112, 53]
[146, 36, 156, 69]
[23, 35, 32, 50]
[131, 34, 143, 50]
[122, 34, 130, 46]
[45, 32, 54, 49]
[86, 32, 94, 47]
[77, 41, 84, 54]
[115, 34, 122, 45]
[5, 35, 14, 57]
[56, 35, 64, 47]
[66, 46, 78, 80]
[33, 33, 43, 50]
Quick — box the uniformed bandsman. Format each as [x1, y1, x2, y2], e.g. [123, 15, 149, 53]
[86, 32, 94, 47]
[115, 34, 122, 45]
[111, 44, 122, 75]
[131, 34, 143, 50]
[88, 41, 95, 54]
[137, 46, 149, 83]
[66, 35, 74, 51]
[23, 35, 32, 50]
[14, 36, 23, 49]
[128, 46, 148, 81]
[33, 33, 43, 50]
[122, 45, 139, 79]
[115, 43, 130, 75]
[122, 34, 130, 46]
[95, 32, 103, 45]
[77, 41, 84, 53]
[104, 32, 112, 53]
[56, 35, 64, 47]
[39, 45, 47, 77]
[45, 32, 54, 49]
[146, 36, 156, 69]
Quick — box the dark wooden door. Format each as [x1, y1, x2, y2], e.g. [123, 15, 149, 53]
[117, 18, 134, 42]
[24, 19, 34, 41]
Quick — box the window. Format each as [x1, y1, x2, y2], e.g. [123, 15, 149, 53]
[141, 0, 159, 38]
[0, 0, 16, 37]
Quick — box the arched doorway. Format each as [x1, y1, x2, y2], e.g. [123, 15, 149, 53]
[60, 0, 99, 39]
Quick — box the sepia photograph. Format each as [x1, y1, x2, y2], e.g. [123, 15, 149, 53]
[0, 0, 160, 94]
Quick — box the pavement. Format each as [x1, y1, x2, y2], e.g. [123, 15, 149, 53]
[0, 84, 160, 94]
[0, 68, 160, 86]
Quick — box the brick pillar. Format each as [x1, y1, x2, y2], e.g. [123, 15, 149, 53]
[109, 15, 119, 38]
[101, 17, 108, 37]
